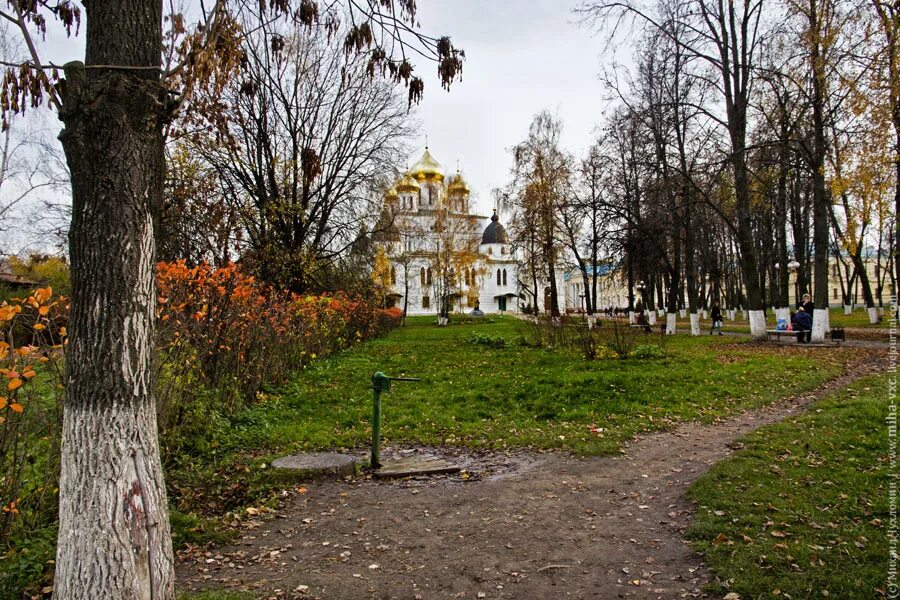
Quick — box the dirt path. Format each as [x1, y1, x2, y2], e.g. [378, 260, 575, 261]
[177, 359, 886, 600]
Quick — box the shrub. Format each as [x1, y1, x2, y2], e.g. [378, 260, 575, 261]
[522, 315, 643, 360]
[596, 317, 639, 358]
[8, 255, 71, 297]
[516, 315, 573, 350]
[154, 261, 402, 460]
[0, 288, 66, 597]
[593, 344, 620, 360]
[156, 261, 402, 405]
[466, 332, 510, 349]
[630, 344, 666, 360]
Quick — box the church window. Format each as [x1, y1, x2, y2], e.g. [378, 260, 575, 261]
[391, 267, 396, 285]
[502, 269, 507, 286]
[427, 268, 433, 286]
[487, 247, 492, 255]
[497, 269, 502, 285]
[501, 246, 506, 255]
[420, 267, 426, 286]
[422, 296, 431, 309]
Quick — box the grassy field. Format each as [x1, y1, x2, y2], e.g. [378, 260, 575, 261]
[687, 372, 891, 599]
[166, 316, 860, 516]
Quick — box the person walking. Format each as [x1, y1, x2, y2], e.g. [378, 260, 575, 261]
[710, 303, 724, 335]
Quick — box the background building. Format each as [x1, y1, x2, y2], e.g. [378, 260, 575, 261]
[372, 148, 519, 315]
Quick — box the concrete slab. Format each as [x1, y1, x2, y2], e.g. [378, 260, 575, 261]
[373, 455, 461, 479]
[271, 452, 359, 480]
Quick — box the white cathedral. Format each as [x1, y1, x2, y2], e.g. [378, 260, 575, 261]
[371, 147, 519, 316]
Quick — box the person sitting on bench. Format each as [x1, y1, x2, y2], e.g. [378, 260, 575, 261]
[794, 306, 812, 343]
[637, 311, 651, 333]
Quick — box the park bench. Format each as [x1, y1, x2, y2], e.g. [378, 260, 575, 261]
[766, 327, 847, 344]
[767, 329, 799, 343]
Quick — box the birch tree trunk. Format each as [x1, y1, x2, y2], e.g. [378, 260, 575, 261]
[54, 1, 174, 598]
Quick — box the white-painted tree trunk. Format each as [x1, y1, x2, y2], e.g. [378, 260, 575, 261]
[679, 309, 686, 318]
[648, 311, 657, 326]
[774, 307, 791, 323]
[811, 308, 828, 342]
[843, 304, 852, 315]
[657, 308, 665, 317]
[56, 404, 172, 600]
[701, 309, 707, 320]
[869, 306, 879, 324]
[727, 309, 735, 321]
[748, 309, 767, 339]
[742, 309, 749, 321]
[666, 312, 677, 335]
[690, 312, 700, 336]
[627, 310, 635, 324]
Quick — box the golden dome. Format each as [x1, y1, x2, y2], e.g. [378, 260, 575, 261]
[410, 148, 445, 182]
[448, 171, 470, 195]
[395, 172, 420, 192]
[384, 186, 399, 200]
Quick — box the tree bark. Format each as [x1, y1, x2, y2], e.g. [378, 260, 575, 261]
[808, 0, 831, 343]
[54, 1, 174, 598]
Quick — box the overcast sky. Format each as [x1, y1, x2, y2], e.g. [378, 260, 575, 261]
[412, 0, 616, 216]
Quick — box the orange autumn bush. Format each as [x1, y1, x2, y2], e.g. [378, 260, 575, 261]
[0, 287, 66, 549]
[154, 261, 401, 449]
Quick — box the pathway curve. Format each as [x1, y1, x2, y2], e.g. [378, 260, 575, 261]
[177, 358, 886, 600]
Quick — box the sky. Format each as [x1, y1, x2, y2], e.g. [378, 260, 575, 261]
[1, 0, 626, 252]
[410, 0, 616, 217]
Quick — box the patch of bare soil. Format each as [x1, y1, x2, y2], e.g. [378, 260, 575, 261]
[177, 357, 886, 600]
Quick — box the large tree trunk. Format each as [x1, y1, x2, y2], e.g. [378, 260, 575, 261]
[774, 136, 791, 323]
[732, 157, 767, 337]
[54, 2, 174, 598]
[547, 259, 561, 318]
[809, 0, 831, 343]
[402, 267, 409, 323]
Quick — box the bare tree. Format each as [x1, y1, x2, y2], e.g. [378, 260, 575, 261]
[183, 17, 415, 290]
[505, 111, 572, 318]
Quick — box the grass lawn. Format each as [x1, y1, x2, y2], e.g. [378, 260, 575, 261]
[167, 316, 862, 516]
[687, 372, 891, 599]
